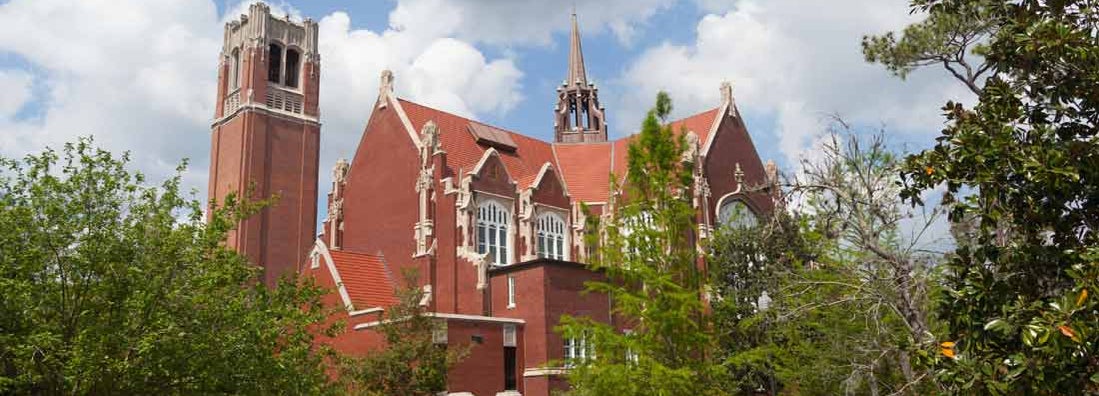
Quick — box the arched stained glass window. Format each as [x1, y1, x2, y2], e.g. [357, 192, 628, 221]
[477, 200, 510, 265]
[537, 212, 566, 260]
[718, 199, 757, 229]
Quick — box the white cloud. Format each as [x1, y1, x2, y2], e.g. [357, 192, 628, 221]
[0, 0, 525, 215]
[389, 0, 676, 46]
[617, 0, 975, 164]
[0, 69, 32, 118]
[0, 0, 220, 191]
[314, 10, 523, 170]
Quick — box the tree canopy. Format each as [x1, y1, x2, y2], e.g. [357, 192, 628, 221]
[0, 139, 340, 395]
[870, 0, 1099, 393]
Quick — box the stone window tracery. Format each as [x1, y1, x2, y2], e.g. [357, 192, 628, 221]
[536, 212, 567, 260]
[477, 200, 510, 265]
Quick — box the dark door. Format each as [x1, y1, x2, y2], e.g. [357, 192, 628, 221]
[504, 346, 517, 390]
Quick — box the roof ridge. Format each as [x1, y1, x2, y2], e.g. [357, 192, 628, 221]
[398, 97, 534, 141]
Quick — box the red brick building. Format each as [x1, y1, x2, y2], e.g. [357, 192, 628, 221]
[209, 4, 776, 395]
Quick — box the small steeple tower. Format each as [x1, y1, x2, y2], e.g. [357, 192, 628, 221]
[554, 12, 607, 143]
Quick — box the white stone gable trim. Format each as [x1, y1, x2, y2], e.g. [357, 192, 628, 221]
[311, 239, 356, 313]
[529, 162, 571, 199]
[387, 94, 422, 150]
[375, 70, 422, 150]
[469, 147, 516, 185]
[700, 102, 729, 158]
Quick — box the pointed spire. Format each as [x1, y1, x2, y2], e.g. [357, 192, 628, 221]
[566, 11, 588, 88]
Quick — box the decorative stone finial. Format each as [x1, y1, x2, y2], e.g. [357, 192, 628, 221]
[380, 69, 395, 96]
[720, 81, 733, 105]
[682, 131, 700, 162]
[332, 158, 350, 184]
[765, 160, 778, 187]
[421, 120, 440, 157]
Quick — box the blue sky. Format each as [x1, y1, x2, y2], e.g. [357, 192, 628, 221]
[0, 0, 971, 246]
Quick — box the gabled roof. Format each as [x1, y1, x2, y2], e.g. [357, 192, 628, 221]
[399, 99, 556, 187]
[328, 250, 398, 309]
[395, 97, 721, 203]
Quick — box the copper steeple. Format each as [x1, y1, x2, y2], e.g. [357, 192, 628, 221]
[554, 11, 607, 143]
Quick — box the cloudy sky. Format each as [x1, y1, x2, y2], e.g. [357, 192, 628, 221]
[0, 0, 971, 239]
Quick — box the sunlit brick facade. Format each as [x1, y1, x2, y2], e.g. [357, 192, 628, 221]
[209, 5, 776, 395]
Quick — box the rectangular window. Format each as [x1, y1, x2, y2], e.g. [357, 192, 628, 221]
[507, 276, 516, 308]
[477, 224, 486, 254]
[488, 225, 497, 262]
[556, 237, 564, 260]
[497, 226, 508, 264]
[563, 334, 591, 366]
[537, 233, 546, 258]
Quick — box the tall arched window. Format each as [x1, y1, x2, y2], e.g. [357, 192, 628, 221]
[477, 200, 510, 265]
[284, 48, 300, 88]
[717, 199, 757, 229]
[537, 212, 566, 260]
[267, 43, 283, 83]
[230, 48, 241, 89]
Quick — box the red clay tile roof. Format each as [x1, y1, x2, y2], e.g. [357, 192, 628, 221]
[399, 99, 556, 188]
[553, 142, 613, 203]
[328, 250, 398, 309]
[395, 97, 720, 203]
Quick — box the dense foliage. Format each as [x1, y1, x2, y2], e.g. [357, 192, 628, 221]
[872, 0, 1099, 393]
[558, 92, 725, 395]
[0, 139, 340, 395]
[712, 132, 941, 395]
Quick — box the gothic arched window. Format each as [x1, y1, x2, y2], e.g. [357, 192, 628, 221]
[536, 212, 566, 260]
[477, 200, 511, 265]
[717, 199, 757, 229]
[267, 43, 283, 83]
[284, 48, 300, 88]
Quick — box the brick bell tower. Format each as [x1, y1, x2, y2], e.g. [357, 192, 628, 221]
[208, 3, 320, 287]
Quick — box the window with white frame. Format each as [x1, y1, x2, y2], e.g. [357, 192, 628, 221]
[507, 276, 516, 308]
[477, 200, 510, 265]
[563, 333, 592, 366]
[536, 212, 566, 260]
[717, 199, 757, 229]
[624, 329, 639, 364]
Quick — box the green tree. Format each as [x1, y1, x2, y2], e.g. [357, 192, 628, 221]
[861, 0, 999, 94]
[557, 92, 724, 395]
[0, 138, 341, 395]
[872, 0, 1099, 393]
[709, 210, 817, 394]
[343, 271, 466, 396]
[712, 131, 942, 395]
